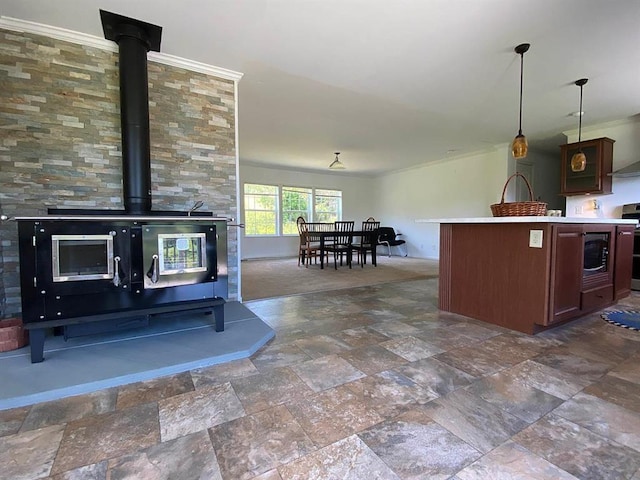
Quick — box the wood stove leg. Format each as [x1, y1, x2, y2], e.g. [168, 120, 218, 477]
[213, 303, 225, 332]
[29, 328, 46, 363]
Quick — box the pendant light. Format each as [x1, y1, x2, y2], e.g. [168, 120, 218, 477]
[570, 78, 588, 172]
[329, 152, 345, 170]
[512, 43, 530, 159]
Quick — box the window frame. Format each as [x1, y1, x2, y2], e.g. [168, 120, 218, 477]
[243, 183, 343, 237]
[281, 186, 313, 236]
[314, 188, 343, 224]
[243, 183, 279, 237]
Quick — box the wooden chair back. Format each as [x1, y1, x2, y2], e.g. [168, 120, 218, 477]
[333, 220, 355, 246]
[305, 222, 334, 243]
[296, 216, 307, 244]
[360, 220, 380, 246]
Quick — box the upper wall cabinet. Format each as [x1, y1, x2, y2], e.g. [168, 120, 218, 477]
[560, 137, 614, 196]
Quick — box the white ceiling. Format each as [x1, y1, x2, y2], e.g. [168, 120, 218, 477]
[3, 0, 640, 175]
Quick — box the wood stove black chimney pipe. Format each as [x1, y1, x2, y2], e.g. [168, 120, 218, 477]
[100, 10, 162, 214]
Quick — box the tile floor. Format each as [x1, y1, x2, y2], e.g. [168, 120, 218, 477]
[2, 278, 640, 479]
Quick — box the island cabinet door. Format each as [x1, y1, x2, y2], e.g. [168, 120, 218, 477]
[548, 224, 584, 325]
[614, 225, 635, 300]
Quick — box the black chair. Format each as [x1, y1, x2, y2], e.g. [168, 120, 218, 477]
[352, 220, 380, 267]
[325, 221, 354, 269]
[377, 227, 407, 257]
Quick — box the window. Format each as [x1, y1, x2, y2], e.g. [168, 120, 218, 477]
[315, 189, 342, 223]
[243, 184, 342, 236]
[282, 186, 312, 235]
[243, 184, 278, 235]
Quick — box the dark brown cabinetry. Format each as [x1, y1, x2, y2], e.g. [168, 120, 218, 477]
[560, 137, 614, 196]
[549, 225, 584, 324]
[439, 221, 634, 334]
[548, 224, 619, 326]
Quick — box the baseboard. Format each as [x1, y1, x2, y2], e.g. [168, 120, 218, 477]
[241, 256, 296, 262]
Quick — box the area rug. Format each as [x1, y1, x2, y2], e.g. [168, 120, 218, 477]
[601, 309, 640, 331]
[241, 256, 439, 300]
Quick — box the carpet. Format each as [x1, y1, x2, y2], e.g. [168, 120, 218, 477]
[241, 255, 439, 300]
[601, 309, 640, 331]
[0, 302, 274, 410]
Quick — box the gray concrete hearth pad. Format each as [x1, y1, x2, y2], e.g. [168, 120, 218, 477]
[0, 302, 274, 410]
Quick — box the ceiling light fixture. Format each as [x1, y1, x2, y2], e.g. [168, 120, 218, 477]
[329, 152, 345, 170]
[570, 78, 589, 172]
[512, 43, 530, 159]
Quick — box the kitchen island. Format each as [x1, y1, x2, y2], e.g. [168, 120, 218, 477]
[416, 217, 638, 334]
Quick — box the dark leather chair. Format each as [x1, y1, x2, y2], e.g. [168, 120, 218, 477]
[377, 227, 407, 257]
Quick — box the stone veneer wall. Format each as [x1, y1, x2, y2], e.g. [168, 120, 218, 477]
[0, 28, 238, 318]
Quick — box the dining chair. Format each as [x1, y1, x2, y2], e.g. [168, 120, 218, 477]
[352, 220, 380, 267]
[325, 220, 354, 269]
[297, 216, 320, 267]
[377, 226, 407, 257]
[296, 216, 306, 266]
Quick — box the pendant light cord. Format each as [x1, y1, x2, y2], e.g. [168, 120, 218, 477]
[578, 84, 583, 147]
[573, 78, 588, 152]
[518, 51, 524, 136]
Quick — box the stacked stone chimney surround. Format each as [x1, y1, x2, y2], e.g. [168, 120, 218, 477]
[0, 28, 239, 318]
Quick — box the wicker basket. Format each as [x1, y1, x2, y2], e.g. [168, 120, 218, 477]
[490, 172, 547, 217]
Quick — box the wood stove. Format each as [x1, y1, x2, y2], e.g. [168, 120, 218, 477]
[17, 214, 228, 363]
[15, 11, 229, 362]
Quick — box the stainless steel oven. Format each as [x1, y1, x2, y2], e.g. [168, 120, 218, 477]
[631, 231, 640, 291]
[622, 203, 640, 291]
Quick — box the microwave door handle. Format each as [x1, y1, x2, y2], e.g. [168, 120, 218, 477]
[146, 254, 159, 283]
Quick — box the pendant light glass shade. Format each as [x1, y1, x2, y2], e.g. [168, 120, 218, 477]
[512, 43, 530, 159]
[329, 152, 345, 169]
[570, 78, 588, 173]
[570, 151, 586, 172]
[512, 134, 528, 159]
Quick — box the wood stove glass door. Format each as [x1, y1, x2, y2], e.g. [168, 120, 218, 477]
[158, 233, 207, 275]
[142, 224, 216, 289]
[52, 234, 115, 282]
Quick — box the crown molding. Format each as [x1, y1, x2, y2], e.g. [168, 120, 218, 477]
[562, 115, 640, 137]
[0, 16, 116, 51]
[0, 16, 243, 82]
[147, 51, 242, 81]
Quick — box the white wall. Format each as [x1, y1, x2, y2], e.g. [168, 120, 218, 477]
[372, 146, 511, 259]
[239, 163, 375, 259]
[564, 117, 640, 219]
[239, 116, 638, 261]
[520, 147, 565, 211]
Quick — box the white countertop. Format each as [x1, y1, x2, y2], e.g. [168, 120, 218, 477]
[415, 216, 638, 225]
